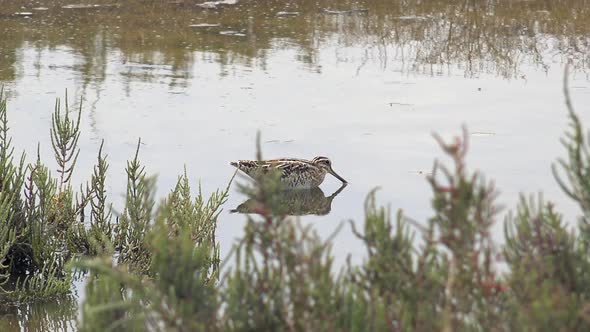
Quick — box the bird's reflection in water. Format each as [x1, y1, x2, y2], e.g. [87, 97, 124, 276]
[231, 184, 347, 216]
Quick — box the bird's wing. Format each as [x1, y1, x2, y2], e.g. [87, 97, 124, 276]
[275, 160, 313, 177]
[231, 159, 315, 178]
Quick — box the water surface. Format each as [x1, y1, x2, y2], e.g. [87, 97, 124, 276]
[1, 0, 590, 329]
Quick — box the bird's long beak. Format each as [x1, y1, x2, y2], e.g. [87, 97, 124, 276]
[329, 167, 348, 184]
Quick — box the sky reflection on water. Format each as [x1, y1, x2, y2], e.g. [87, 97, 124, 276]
[1, 0, 590, 328]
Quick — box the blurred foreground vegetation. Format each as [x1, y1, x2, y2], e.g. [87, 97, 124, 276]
[1, 71, 590, 331]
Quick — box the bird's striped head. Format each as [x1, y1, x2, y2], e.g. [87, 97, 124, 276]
[312, 156, 347, 184]
[312, 156, 332, 168]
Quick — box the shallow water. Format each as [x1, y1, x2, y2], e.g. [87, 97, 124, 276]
[1, 0, 590, 329]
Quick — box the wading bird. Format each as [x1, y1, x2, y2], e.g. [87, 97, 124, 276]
[230, 156, 347, 189]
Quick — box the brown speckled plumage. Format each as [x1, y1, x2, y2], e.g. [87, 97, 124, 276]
[230, 156, 347, 189]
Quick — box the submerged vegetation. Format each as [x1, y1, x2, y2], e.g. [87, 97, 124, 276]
[0, 68, 588, 330]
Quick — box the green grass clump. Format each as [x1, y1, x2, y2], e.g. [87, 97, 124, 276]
[0, 88, 86, 302]
[77, 169, 229, 331]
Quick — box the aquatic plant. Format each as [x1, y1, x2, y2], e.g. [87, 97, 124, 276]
[77, 170, 230, 331]
[501, 69, 590, 330]
[0, 88, 79, 301]
[0, 89, 134, 301]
